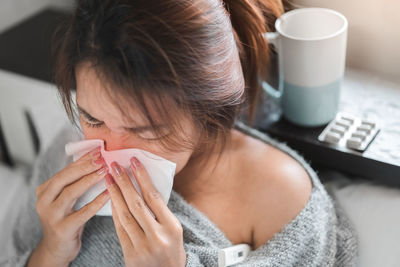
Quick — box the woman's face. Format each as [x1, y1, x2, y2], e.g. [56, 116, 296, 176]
[75, 61, 197, 175]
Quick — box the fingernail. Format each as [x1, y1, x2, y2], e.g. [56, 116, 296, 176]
[93, 156, 106, 166]
[105, 173, 115, 186]
[96, 165, 108, 176]
[111, 161, 122, 176]
[130, 157, 141, 170]
[90, 146, 101, 158]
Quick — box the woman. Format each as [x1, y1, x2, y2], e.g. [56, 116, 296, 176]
[5, 0, 358, 266]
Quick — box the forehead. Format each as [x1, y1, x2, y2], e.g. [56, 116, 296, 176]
[75, 61, 158, 126]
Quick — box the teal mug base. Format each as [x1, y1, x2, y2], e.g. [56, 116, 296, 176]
[282, 77, 342, 127]
[282, 113, 331, 127]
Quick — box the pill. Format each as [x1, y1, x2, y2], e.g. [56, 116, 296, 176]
[356, 124, 372, 134]
[351, 131, 366, 141]
[324, 132, 341, 143]
[361, 120, 376, 129]
[336, 120, 350, 130]
[330, 125, 346, 135]
[346, 137, 363, 149]
[340, 116, 355, 124]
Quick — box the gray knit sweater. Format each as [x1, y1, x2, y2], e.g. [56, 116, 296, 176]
[2, 120, 358, 267]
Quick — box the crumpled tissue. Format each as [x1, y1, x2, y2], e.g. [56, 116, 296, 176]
[65, 139, 176, 217]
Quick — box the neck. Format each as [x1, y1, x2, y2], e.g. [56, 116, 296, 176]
[172, 128, 241, 200]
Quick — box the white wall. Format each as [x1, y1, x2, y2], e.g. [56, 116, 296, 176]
[0, 0, 74, 33]
[290, 0, 400, 83]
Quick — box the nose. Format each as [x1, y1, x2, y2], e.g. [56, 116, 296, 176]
[104, 141, 124, 151]
[102, 130, 133, 151]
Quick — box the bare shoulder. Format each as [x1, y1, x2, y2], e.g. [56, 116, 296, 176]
[236, 131, 313, 250]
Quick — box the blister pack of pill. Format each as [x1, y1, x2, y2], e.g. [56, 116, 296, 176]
[317, 112, 380, 152]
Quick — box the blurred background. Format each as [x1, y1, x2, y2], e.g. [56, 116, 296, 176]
[1, 0, 399, 81]
[292, 0, 400, 83]
[0, 0, 72, 32]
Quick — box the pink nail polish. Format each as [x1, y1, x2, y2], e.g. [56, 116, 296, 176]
[130, 157, 141, 170]
[90, 146, 101, 158]
[96, 165, 108, 175]
[111, 162, 122, 176]
[93, 156, 106, 166]
[105, 173, 115, 186]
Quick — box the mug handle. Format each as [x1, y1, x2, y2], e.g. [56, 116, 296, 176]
[259, 32, 284, 100]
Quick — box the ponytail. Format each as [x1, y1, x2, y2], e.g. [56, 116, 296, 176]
[222, 0, 284, 125]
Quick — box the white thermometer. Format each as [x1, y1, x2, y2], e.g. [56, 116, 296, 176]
[218, 243, 251, 267]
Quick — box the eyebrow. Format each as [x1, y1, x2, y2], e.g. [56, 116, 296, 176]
[77, 104, 162, 132]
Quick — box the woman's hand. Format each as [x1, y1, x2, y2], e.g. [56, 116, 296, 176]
[28, 146, 110, 267]
[105, 157, 187, 267]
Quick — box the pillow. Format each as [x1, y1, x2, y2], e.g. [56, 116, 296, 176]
[321, 169, 400, 267]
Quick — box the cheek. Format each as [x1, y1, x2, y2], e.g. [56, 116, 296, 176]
[80, 119, 90, 137]
[160, 150, 192, 175]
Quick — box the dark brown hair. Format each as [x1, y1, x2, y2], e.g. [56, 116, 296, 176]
[52, 0, 284, 166]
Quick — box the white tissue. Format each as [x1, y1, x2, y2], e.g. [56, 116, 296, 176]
[65, 139, 176, 216]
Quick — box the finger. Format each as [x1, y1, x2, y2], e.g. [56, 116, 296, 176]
[63, 189, 110, 232]
[105, 173, 146, 246]
[52, 165, 109, 214]
[130, 157, 172, 224]
[40, 146, 102, 192]
[111, 201, 135, 254]
[39, 146, 106, 204]
[110, 161, 157, 234]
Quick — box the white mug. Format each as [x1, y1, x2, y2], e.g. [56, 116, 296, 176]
[261, 8, 348, 127]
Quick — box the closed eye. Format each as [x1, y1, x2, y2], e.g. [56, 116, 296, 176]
[82, 119, 104, 129]
[77, 105, 162, 133]
[77, 107, 169, 139]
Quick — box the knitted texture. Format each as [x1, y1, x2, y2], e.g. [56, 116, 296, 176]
[2, 120, 358, 267]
